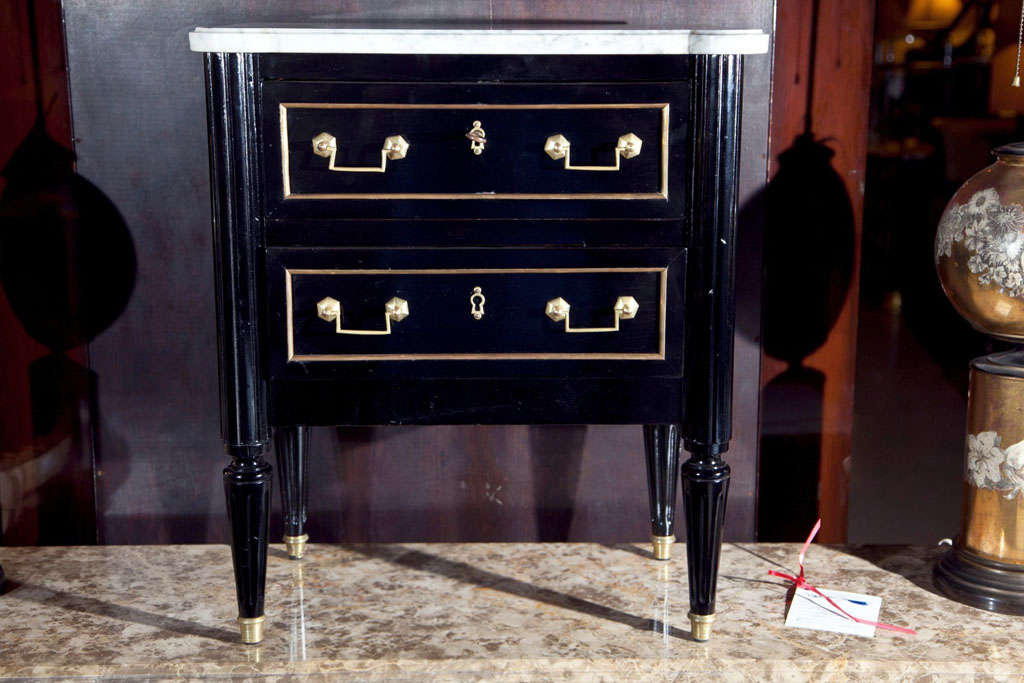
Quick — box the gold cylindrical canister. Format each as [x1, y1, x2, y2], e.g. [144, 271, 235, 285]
[961, 354, 1024, 565]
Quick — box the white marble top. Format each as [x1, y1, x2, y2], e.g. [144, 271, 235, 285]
[188, 26, 769, 55]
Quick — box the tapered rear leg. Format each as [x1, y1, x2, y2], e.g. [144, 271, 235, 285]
[275, 425, 310, 560]
[644, 424, 681, 560]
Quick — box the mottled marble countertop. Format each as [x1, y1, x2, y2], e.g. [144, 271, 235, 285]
[0, 542, 1020, 681]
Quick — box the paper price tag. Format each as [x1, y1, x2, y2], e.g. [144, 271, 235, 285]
[784, 587, 882, 638]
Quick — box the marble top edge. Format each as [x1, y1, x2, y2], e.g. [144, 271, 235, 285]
[188, 26, 770, 55]
[191, 26, 767, 34]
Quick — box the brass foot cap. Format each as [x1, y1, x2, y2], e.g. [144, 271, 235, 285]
[284, 533, 309, 560]
[237, 615, 265, 644]
[651, 534, 675, 561]
[689, 612, 714, 642]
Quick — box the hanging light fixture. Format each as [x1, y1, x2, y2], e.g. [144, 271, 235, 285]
[906, 0, 964, 31]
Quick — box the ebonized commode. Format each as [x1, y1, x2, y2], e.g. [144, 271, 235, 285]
[188, 25, 769, 644]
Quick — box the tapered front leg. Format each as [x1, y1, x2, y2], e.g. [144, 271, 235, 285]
[681, 54, 742, 641]
[644, 425, 681, 560]
[205, 52, 271, 643]
[275, 426, 310, 559]
[681, 446, 730, 641]
[225, 445, 272, 644]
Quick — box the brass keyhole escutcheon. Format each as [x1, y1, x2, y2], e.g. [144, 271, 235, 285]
[470, 287, 486, 319]
[467, 121, 486, 155]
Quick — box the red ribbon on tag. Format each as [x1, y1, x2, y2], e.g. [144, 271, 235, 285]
[768, 519, 916, 636]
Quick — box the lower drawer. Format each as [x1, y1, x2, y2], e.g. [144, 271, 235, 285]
[266, 248, 683, 378]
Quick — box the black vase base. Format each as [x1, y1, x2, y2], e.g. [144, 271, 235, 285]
[934, 546, 1024, 615]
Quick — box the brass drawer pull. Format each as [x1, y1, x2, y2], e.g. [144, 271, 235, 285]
[316, 296, 409, 335]
[544, 133, 642, 171]
[312, 132, 409, 173]
[545, 296, 639, 333]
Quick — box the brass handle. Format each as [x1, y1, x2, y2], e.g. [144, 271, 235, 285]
[316, 296, 409, 335]
[312, 132, 409, 173]
[544, 133, 642, 171]
[545, 296, 638, 333]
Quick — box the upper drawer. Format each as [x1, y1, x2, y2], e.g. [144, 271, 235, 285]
[261, 81, 689, 220]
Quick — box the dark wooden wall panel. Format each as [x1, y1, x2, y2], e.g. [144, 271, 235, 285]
[0, 0, 93, 545]
[56, 0, 773, 545]
[759, 0, 874, 542]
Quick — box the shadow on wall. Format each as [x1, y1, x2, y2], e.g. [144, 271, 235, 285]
[0, 119, 136, 544]
[757, 132, 855, 542]
[750, 0, 857, 542]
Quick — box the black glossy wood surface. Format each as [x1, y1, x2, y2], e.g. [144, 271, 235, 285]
[266, 218, 687, 250]
[643, 424, 680, 539]
[935, 544, 1024, 616]
[261, 53, 696, 83]
[263, 73, 689, 221]
[680, 54, 742, 620]
[200, 41, 747, 641]
[683, 55, 741, 454]
[274, 425, 309, 544]
[290, 270, 662, 357]
[271, 377, 684, 426]
[268, 247, 684, 382]
[60, 1, 770, 552]
[682, 451, 730, 616]
[205, 52, 268, 451]
[224, 445, 271, 621]
[277, 91, 667, 196]
[205, 51, 272, 629]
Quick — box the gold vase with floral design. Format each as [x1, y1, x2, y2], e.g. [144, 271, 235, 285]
[960, 355, 1024, 564]
[933, 142, 1024, 614]
[936, 143, 1024, 340]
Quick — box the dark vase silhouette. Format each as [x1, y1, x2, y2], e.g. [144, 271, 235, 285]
[0, 1, 136, 559]
[0, 122, 136, 549]
[0, 123, 135, 351]
[758, 133, 855, 541]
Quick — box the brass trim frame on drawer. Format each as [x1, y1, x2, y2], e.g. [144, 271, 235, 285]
[285, 267, 668, 362]
[278, 103, 670, 200]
